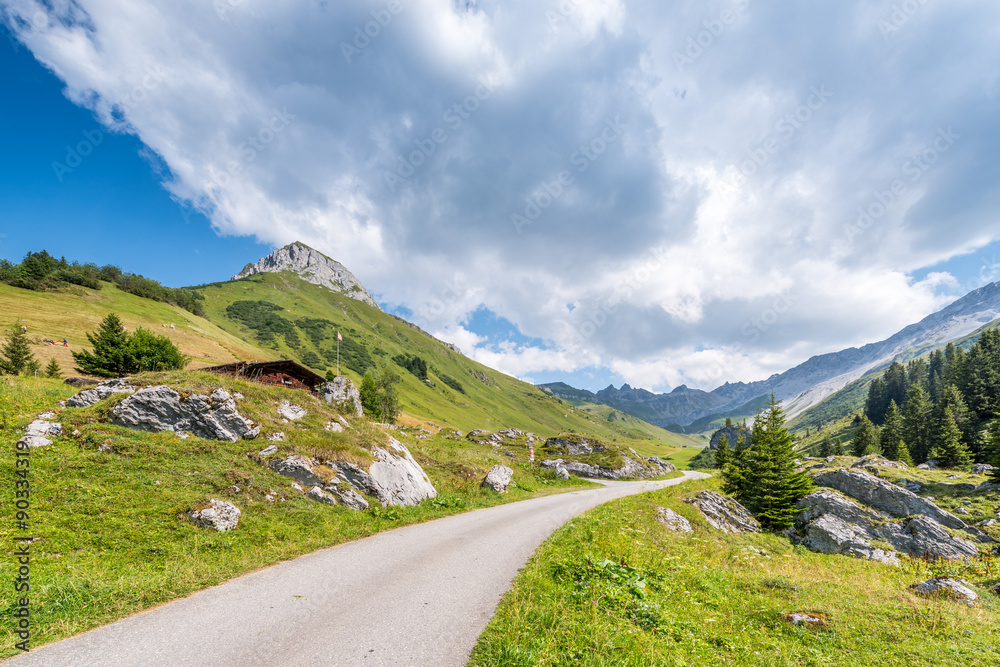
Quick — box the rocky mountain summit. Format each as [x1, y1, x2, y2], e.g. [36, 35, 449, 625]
[233, 242, 380, 310]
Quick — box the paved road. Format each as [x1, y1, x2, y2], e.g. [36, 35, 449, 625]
[10, 471, 709, 667]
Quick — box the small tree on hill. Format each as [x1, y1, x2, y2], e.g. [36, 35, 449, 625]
[360, 366, 401, 423]
[1, 322, 35, 375]
[73, 313, 185, 377]
[44, 358, 62, 379]
[879, 400, 913, 465]
[720, 396, 813, 530]
[818, 434, 833, 458]
[931, 407, 972, 469]
[832, 438, 844, 456]
[986, 417, 1000, 483]
[852, 415, 879, 457]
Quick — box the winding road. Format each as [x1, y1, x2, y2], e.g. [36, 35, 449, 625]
[10, 471, 708, 667]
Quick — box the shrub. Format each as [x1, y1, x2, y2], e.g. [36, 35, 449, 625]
[73, 313, 187, 377]
[360, 366, 401, 422]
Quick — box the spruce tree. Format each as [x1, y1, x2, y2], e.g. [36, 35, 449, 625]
[818, 434, 833, 458]
[44, 358, 62, 379]
[73, 313, 130, 377]
[986, 417, 1000, 483]
[879, 400, 913, 464]
[1, 322, 35, 375]
[721, 396, 812, 530]
[714, 434, 731, 470]
[832, 438, 844, 456]
[851, 415, 879, 457]
[902, 383, 932, 463]
[931, 407, 972, 469]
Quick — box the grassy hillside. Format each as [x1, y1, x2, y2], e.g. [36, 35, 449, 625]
[470, 476, 1000, 666]
[190, 273, 678, 449]
[0, 281, 270, 374]
[0, 372, 602, 656]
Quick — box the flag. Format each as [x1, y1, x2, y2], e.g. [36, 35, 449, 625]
[337, 331, 343, 342]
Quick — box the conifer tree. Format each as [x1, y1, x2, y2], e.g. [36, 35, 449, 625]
[818, 434, 833, 458]
[851, 415, 879, 457]
[73, 313, 130, 377]
[931, 407, 972, 469]
[879, 400, 913, 464]
[1, 322, 35, 375]
[832, 438, 844, 456]
[986, 417, 1000, 483]
[714, 434, 731, 469]
[44, 358, 61, 379]
[902, 383, 932, 463]
[720, 396, 812, 530]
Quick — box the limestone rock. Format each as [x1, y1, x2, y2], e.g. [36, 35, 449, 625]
[539, 456, 657, 481]
[233, 242, 381, 309]
[188, 499, 240, 532]
[111, 386, 256, 442]
[971, 463, 996, 475]
[277, 401, 307, 421]
[325, 421, 344, 433]
[18, 436, 52, 448]
[554, 465, 570, 480]
[258, 445, 278, 457]
[917, 460, 940, 470]
[910, 577, 978, 606]
[873, 516, 979, 561]
[64, 376, 98, 388]
[955, 507, 970, 515]
[329, 486, 370, 510]
[269, 455, 325, 488]
[656, 506, 693, 533]
[797, 513, 900, 565]
[268, 432, 286, 442]
[321, 377, 363, 417]
[482, 465, 514, 492]
[814, 469, 967, 530]
[709, 425, 750, 450]
[25, 419, 62, 438]
[306, 486, 338, 505]
[684, 490, 760, 534]
[795, 489, 884, 529]
[647, 456, 677, 473]
[367, 438, 437, 506]
[66, 378, 135, 408]
[851, 454, 908, 470]
[784, 612, 826, 627]
[544, 437, 606, 455]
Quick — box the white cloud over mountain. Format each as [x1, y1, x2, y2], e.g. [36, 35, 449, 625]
[5, 0, 1000, 390]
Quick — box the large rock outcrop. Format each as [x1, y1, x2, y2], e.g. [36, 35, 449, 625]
[111, 386, 258, 442]
[482, 465, 514, 492]
[233, 242, 380, 309]
[539, 453, 675, 481]
[66, 378, 135, 408]
[266, 437, 436, 509]
[321, 378, 363, 417]
[684, 491, 760, 534]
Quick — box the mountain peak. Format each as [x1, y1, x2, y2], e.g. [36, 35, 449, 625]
[233, 242, 380, 310]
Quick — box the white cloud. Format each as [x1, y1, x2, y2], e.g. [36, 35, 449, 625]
[5, 0, 1000, 392]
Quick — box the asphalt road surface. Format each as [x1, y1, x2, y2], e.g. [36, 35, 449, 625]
[10, 471, 709, 667]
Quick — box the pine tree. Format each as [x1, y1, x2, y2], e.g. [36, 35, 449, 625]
[852, 415, 879, 457]
[818, 434, 833, 458]
[902, 383, 932, 463]
[721, 396, 813, 530]
[879, 400, 913, 465]
[986, 417, 1000, 483]
[931, 407, 972, 469]
[1, 322, 36, 375]
[44, 358, 62, 379]
[832, 438, 844, 456]
[73, 313, 130, 377]
[714, 434, 731, 469]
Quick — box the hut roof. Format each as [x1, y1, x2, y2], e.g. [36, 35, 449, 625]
[200, 360, 327, 390]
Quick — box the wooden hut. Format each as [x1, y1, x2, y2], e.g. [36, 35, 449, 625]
[201, 360, 327, 392]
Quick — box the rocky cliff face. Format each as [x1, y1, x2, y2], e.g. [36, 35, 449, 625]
[233, 242, 380, 310]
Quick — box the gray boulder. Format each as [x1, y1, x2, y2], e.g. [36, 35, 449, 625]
[851, 454, 908, 470]
[321, 377, 363, 417]
[656, 506, 693, 534]
[709, 425, 749, 450]
[66, 378, 135, 408]
[18, 436, 52, 448]
[539, 456, 656, 481]
[328, 485, 370, 510]
[325, 421, 344, 433]
[684, 491, 760, 534]
[544, 437, 606, 455]
[25, 419, 61, 438]
[269, 455, 325, 488]
[306, 486, 338, 505]
[873, 516, 979, 561]
[258, 445, 278, 458]
[367, 438, 437, 506]
[910, 577, 978, 606]
[795, 489, 884, 529]
[971, 463, 996, 475]
[648, 456, 677, 472]
[188, 499, 240, 532]
[277, 401, 307, 421]
[554, 465, 570, 480]
[814, 468, 967, 530]
[917, 460, 940, 470]
[111, 386, 256, 442]
[482, 465, 514, 492]
[797, 513, 899, 565]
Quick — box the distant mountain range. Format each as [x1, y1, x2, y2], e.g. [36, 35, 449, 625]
[541, 281, 1000, 430]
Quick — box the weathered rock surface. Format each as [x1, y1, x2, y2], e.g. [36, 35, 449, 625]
[269, 455, 325, 488]
[277, 401, 307, 421]
[709, 424, 750, 450]
[814, 469, 967, 530]
[647, 456, 677, 473]
[917, 460, 940, 470]
[540, 453, 670, 480]
[66, 378, 135, 408]
[796, 512, 900, 565]
[544, 437, 606, 455]
[258, 445, 278, 458]
[25, 419, 62, 438]
[684, 491, 760, 534]
[367, 438, 437, 506]
[321, 377, 363, 417]
[910, 577, 978, 606]
[872, 515, 979, 561]
[329, 486, 370, 510]
[18, 436, 52, 448]
[188, 499, 240, 532]
[482, 465, 514, 492]
[971, 463, 996, 475]
[64, 376, 98, 388]
[268, 432, 286, 441]
[851, 454, 908, 470]
[656, 506, 693, 533]
[306, 486, 338, 505]
[325, 421, 344, 433]
[233, 242, 381, 308]
[554, 465, 570, 480]
[111, 386, 256, 442]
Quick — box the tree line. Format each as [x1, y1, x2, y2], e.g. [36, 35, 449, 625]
[858, 330, 1000, 470]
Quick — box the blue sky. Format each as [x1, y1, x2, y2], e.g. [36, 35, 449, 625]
[2, 1, 1000, 394]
